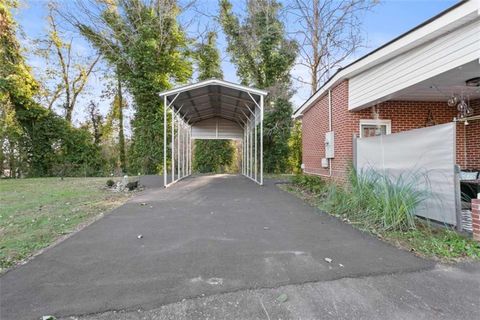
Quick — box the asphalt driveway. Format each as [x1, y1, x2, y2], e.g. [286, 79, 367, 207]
[0, 174, 432, 319]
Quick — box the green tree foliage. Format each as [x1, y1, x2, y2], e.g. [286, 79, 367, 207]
[195, 31, 223, 81]
[219, 0, 296, 89]
[97, 81, 128, 175]
[75, 0, 192, 174]
[219, 0, 297, 173]
[263, 98, 293, 173]
[193, 140, 234, 173]
[1, 1, 102, 177]
[288, 120, 302, 174]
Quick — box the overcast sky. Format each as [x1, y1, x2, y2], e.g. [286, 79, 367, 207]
[15, 0, 457, 131]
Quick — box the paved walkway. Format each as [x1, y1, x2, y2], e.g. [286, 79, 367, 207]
[1, 175, 435, 319]
[62, 263, 480, 320]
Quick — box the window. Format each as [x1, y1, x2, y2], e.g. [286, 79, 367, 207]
[359, 119, 391, 138]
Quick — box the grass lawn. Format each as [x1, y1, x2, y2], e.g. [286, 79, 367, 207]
[0, 177, 132, 271]
[280, 182, 480, 263]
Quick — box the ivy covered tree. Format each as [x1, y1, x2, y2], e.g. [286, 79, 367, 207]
[195, 31, 223, 81]
[288, 120, 302, 174]
[192, 30, 235, 173]
[219, 0, 297, 173]
[1, 0, 102, 177]
[73, 0, 192, 174]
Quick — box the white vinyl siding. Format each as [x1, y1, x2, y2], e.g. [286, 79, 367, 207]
[349, 19, 480, 110]
[191, 117, 243, 140]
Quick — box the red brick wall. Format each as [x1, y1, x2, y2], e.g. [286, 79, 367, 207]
[301, 80, 480, 180]
[301, 84, 331, 177]
[472, 199, 480, 242]
[302, 80, 362, 180]
[464, 100, 480, 169]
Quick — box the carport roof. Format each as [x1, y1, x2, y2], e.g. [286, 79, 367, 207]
[159, 79, 268, 125]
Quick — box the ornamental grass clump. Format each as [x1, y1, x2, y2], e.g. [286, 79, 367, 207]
[344, 168, 429, 231]
[317, 168, 429, 232]
[291, 168, 429, 232]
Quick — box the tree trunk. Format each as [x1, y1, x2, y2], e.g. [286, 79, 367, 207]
[311, 0, 319, 94]
[117, 73, 127, 173]
[65, 93, 72, 123]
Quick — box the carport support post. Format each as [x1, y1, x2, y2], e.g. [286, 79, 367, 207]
[260, 95, 263, 185]
[189, 127, 192, 175]
[177, 116, 180, 179]
[178, 121, 181, 178]
[245, 126, 248, 176]
[242, 129, 245, 175]
[253, 112, 258, 181]
[249, 118, 252, 178]
[246, 121, 249, 177]
[250, 118, 253, 178]
[183, 123, 185, 176]
[171, 108, 175, 182]
[183, 123, 186, 177]
[163, 95, 167, 187]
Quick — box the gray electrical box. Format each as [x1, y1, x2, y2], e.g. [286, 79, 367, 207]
[325, 131, 334, 158]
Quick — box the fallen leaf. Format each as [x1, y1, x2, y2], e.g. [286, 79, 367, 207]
[277, 293, 288, 303]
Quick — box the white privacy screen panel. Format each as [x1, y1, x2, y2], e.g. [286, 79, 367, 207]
[356, 122, 456, 225]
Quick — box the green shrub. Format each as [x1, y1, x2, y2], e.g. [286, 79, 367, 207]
[291, 174, 326, 194]
[106, 179, 115, 187]
[193, 140, 235, 173]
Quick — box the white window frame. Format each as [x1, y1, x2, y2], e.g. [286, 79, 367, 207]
[359, 119, 392, 138]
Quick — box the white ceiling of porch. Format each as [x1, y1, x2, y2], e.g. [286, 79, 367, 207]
[389, 60, 480, 102]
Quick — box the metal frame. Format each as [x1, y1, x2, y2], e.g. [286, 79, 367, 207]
[160, 79, 266, 187]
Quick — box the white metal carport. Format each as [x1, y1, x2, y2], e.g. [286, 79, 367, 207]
[159, 79, 267, 187]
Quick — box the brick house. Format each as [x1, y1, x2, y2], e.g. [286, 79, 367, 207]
[293, 0, 479, 180]
[293, 1, 480, 234]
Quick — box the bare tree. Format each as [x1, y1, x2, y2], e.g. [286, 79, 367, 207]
[288, 0, 377, 94]
[37, 3, 100, 123]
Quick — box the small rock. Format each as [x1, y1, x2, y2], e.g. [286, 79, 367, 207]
[140, 203, 147, 206]
[339, 263, 344, 268]
[324, 257, 333, 263]
[149, 206, 153, 209]
[263, 226, 270, 230]
[137, 234, 143, 239]
[42, 316, 56, 320]
[277, 293, 288, 303]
